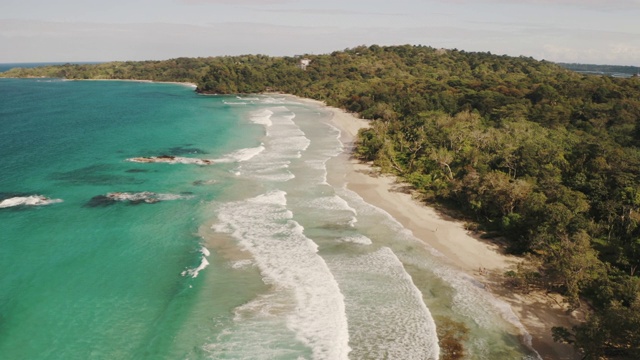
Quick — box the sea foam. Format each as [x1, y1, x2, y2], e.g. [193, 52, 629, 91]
[181, 246, 211, 278]
[223, 101, 248, 105]
[249, 109, 274, 127]
[338, 234, 372, 245]
[236, 107, 310, 182]
[328, 247, 440, 359]
[0, 195, 63, 209]
[214, 145, 265, 163]
[339, 186, 541, 358]
[213, 190, 350, 359]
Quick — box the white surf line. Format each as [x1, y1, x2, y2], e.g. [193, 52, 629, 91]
[338, 185, 542, 358]
[0, 195, 63, 208]
[181, 246, 210, 278]
[328, 247, 440, 359]
[236, 107, 310, 182]
[213, 190, 350, 359]
[213, 145, 266, 163]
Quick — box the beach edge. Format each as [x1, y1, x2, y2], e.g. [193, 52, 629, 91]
[291, 94, 580, 360]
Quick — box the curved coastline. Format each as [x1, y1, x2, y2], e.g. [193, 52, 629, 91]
[1, 74, 576, 356]
[0, 76, 199, 89]
[71, 78, 198, 88]
[291, 95, 581, 360]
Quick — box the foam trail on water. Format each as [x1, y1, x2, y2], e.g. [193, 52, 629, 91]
[212, 190, 350, 359]
[300, 195, 359, 228]
[236, 107, 310, 182]
[0, 195, 63, 208]
[307, 195, 357, 215]
[338, 234, 372, 245]
[300, 121, 342, 185]
[213, 145, 265, 163]
[203, 291, 306, 359]
[223, 101, 248, 105]
[230, 259, 253, 270]
[327, 126, 343, 151]
[155, 193, 194, 201]
[181, 246, 210, 278]
[338, 185, 541, 358]
[328, 247, 439, 359]
[249, 109, 274, 127]
[259, 97, 287, 104]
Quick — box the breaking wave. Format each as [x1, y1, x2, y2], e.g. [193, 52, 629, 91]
[182, 246, 211, 278]
[0, 195, 63, 209]
[212, 190, 350, 359]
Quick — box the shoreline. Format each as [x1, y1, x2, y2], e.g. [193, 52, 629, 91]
[0, 77, 198, 88]
[293, 95, 581, 360]
[72, 78, 198, 88]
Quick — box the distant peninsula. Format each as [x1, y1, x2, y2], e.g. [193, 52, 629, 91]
[557, 62, 639, 78]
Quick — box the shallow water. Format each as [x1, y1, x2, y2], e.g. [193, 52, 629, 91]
[0, 80, 537, 359]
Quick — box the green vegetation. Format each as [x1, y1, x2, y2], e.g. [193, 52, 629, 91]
[3, 45, 640, 358]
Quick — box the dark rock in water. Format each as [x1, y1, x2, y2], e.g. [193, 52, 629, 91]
[84, 195, 117, 207]
[86, 191, 192, 207]
[86, 193, 156, 207]
[127, 156, 214, 165]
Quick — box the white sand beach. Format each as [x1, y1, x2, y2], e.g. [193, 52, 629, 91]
[294, 96, 582, 360]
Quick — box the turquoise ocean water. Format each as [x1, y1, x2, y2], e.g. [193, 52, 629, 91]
[0, 78, 538, 359]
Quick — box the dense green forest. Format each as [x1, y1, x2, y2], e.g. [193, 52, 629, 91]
[3, 45, 640, 359]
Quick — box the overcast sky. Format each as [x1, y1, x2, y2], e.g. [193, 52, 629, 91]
[1, 0, 639, 65]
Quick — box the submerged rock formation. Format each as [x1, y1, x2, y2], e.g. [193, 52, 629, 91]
[85, 192, 194, 207]
[126, 155, 214, 165]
